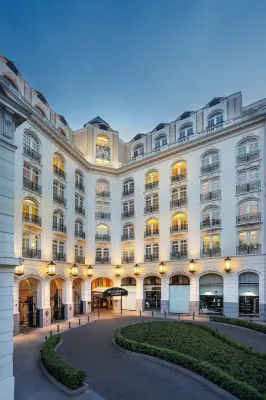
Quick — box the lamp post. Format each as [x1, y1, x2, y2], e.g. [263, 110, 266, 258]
[115, 265, 121, 277]
[70, 264, 78, 277]
[15, 264, 24, 276]
[224, 257, 231, 272]
[189, 259, 196, 273]
[133, 264, 140, 276]
[47, 261, 56, 276]
[87, 265, 93, 277]
[159, 261, 166, 274]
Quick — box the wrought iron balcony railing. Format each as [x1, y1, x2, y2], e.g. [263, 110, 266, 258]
[170, 198, 188, 208]
[144, 205, 159, 214]
[200, 219, 221, 229]
[170, 224, 188, 233]
[236, 212, 261, 225]
[236, 244, 261, 255]
[75, 180, 85, 192]
[144, 229, 159, 238]
[22, 212, 42, 226]
[96, 191, 110, 198]
[22, 248, 41, 259]
[121, 233, 135, 241]
[75, 206, 85, 216]
[75, 255, 85, 264]
[121, 211, 135, 219]
[75, 230, 86, 239]
[95, 234, 111, 242]
[122, 188, 134, 197]
[53, 193, 67, 207]
[200, 190, 221, 202]
[121, 256, 135, 264]
[171, 173, 187, 183]
[95, 257, 110, 264]
[53, 253, 66, 262]
[236, 181, 261, 195]
[144, 254, 159, 262]
[53, 164, 66, 180]
[52, 222, 66, 233]
[201, 163, 220, 175]
[237, 151, 260, 165]
[95, 212, 111, 220]
[170, 251, 188, 260]
[23, 144, 41, 163]
[23, 177, 42, 195]
[96, 144, 111, 161]
[200, 248, 221, 258]
[145, 181, 159, 191]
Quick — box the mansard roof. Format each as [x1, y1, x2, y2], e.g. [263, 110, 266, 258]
[177, 111, 194, 120]
[205, 97, 225, 108]
[86, 116, 110, 129]
[58, 114, 68, 126]
[131, 133, 144, 142]
[152, 123, 167, 131]
[3, 55, 20, 76]
[35, 90, 48, 105]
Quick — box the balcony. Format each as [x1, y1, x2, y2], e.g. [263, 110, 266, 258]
[201, 248, 221, 258]
[53, 193, 67, 207]
[144, 229, 159, 238]
[170, 198, 188, 208]
[144, 254, 159, 262]
[121, 211, 135, 219]
[75, 206, 85, 216]
[95, 234, 111, 242]
[144, 205, 159, 214]
[122, 188, 134, 197]
[75, 230, 86, 239]
[170, 224, 188, 233]
[122, 256, 135, 264]
[121, 233, 135, 241]
[75, 180, 85, 192]
[22, 248, 41, 259]
[53, 164, 66, 180]
[236, 181, 261, 195]
[170, 251, 188, 260]
[23, 144, 41, 163]
[236, 244, 261, 255]
[96, 144, 111, 161]
[200, 190, 221, 202]
[95, 257, 110, 264]
[23, 177, 42, 195]
[201, 163, 220, 175]
[52, 223, 66, 233]
[236, 212, 261, 225]
[22, 212, 41, 226]
[145, 181, 158, 191]
[75, 255, 85, 264]
[171, 173, 187, 184]
[237, 151, 260, 165]
[53, 253, 66, 262]
[96, 191, 110, 198]
[95, 212, 111, 220]
[200, 219, 221, 230]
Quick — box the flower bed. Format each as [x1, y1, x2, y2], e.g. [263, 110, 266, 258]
[210, 316, 266, 334]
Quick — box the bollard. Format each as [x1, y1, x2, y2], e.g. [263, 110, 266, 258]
[216, 329, 219, 332]
[88, 315, 90, 322]
[45, 336, 47, 341]
[140, 310, 142, 317]
[152, 311, 154, 317]
[57, 325, 59, 333]
[50, 330, 52, 337]
[164, 311, 166, 318]
[178, 313, 180, 320]
[193, 311, 195, 321]
[69, 321, 71, 329]
[79, 318, 81, 326]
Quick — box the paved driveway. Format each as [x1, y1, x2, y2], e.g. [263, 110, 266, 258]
[58, 317, 230, 400]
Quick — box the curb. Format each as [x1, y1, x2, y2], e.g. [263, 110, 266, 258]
[112, 338, 237, 400]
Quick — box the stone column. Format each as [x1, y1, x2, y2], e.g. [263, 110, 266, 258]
[160, 276, 169, 313]
[64, 304, 74, 320]
[13, 279, 20, 336]
[136, 276, 143, 311]
[189, 274, 199, 315]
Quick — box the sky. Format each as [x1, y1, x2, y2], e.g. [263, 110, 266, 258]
[1, 0, 266, 141]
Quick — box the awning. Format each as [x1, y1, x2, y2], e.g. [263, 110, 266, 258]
[92, 286, 112, 294]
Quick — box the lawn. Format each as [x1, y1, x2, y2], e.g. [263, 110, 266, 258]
[117, 321, 266, 399]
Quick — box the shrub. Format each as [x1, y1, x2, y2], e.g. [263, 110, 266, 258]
[209, 316, 266, 334]
[41, 335, 86, 390]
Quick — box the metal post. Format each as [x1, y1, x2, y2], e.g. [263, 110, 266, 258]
[164, 311, 166, 318]
[50, 330, 52, 337]
[152, 310, 153, 317]
[79, 318, 81, 325]
[98, 302, 100, 318]
[140, 310, 141, 317]
[57, 324, 59, 333]
[69, 321, 71, 329]
[120, 295, 122, 316]
[45, 336, 47, 341]
[178, 313, 180, 320]
[88, 315, 90, 322]
[193, 312, 195, 321]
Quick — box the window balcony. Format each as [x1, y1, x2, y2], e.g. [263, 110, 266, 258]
[144, 254, 159, 262]
[201, 163, 220, 175]
[170, 251, 188, 260]
[23, 144, 41, 163]
[170, 198, 188, 208]
[75, 180, 85, 193]
[95, 212, 111, 220]
[170, 225, 188, 233]
[122, 188, 134, 197]
[121, 256, 135, 264]
[53, 253, 66, 262]
[96, 145, 111, 161]
[145, 181, 159, 191]
[22, 248, 41, 259]
[121, 211, 135, 219]
[236, 244, 261, 255]
[53, 193, 67, 207]
[53, 164, 66, 180]
[95, 234, 111, 242]
[75, 255, 85, 264]
[200, 248, 221, 258]
[200, 219, 221, 230]
[75, 206, 85, 216]
[121, 233, 135, 241]
[52, 222, 67, 233]
[171, 173, 187, 183]
[23, 177, 42, 195]
[200, 190, 221, 202]
[144, 229, 159, 238]
[22, 212, 42, 226]
[95, 257, 110, 264]
[236, 181, 261, 195]
[237, 151, 260, 165]
[96, 191, 110, 198]
[236, 212, 261, 225]
[144, 205, 159, 214]
[75, 230, 85, 239]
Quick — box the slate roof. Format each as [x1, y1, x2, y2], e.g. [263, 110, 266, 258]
[3, 56, 20, 75]
[86, 116, 110, 128]
[205, 97, 225, 108]
[35, 90, 48, 105]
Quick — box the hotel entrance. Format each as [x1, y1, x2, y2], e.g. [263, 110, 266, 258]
[143, 276, 161, 310]
[91, 277, 113, 311]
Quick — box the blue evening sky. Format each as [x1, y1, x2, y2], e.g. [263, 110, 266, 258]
[1, 0, 266, 141]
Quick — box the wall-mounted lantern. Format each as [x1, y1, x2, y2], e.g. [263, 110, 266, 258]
[224, 257, 232, 272]
[159, 261, 166, 274]
[115, 265, 121, 276]
[87, 265, 93, 277]
[133, 264, 140, 276]
[47, 261, 56, 276]
[189, 259, 196, 273]
[15, 264, 24, 276]
[70, 264, 78, 277]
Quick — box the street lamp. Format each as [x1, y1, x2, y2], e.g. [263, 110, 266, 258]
[189, 259, 196, 273]
[224, 257, 232, 272]
[159, 261, 166, 274]
[133, 264, 140, 276]
[87, 265, 93, 277]
[15, 264, 24, 276]
[115, 265, 121, 276]
[47, 261, 56, 276]
[70, 264, 78, 277]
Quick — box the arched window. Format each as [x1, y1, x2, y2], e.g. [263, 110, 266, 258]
[207, 111, 223, 127]
[121, 277, 136, 286]
[96, 134, 109, 147]
[96, 134, 110, 163]
[145, 171, 159, 190]
[143, 276, 161, 285]
[22, 199, 41, 226]
[133, 144, 144, 158]
[53, 154, 66, 179]
[201, 206, 221, 229]
[95, 224, 110, 241]
[23, 131, 41, 162]
[238, 272, 259, 317]
[75, 219, 84, 238]
[236, 168, 260, 194]
[171, 213, 187, 233]
[75, 170, 85, 192]
[95, 248, 110, 263]
[53, 180, 66, 206]
[237, 230, 260, 254]
[53, 210, 66, 233]
[96, 201, 110, 219]
[171, 239, 188, 259]
[237, 138, 259, 165]
[201, 150, 219, 175]
[201, 178, 220, 201]
[23, 162, 41, 195]
[52, 239, 66, 261]
[75, 193, 85, 215]
[145, 193, 159, 213]
[122, 246, 134, 263]
[123, 178, 134, 196]
[122, 199, 134, 218]
[96, 179, 110, 197]
[171, 161, 187, 182]
[155, 134, 167, 149]
[171, 186, 187, 208]
[179, 124, 193, 139]
[122, 223, 134, 240]
[22, 231, 41, 259]
[201, 235, 220, 257]
[75, 243, 85, 263]
[34, 105, 46, 119]
[145, 243, 159, 261]
[237, 200, 260, 224]
[145, 218, 159, 237]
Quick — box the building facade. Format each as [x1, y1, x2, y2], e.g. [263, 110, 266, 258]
[0, 55, 266, 359]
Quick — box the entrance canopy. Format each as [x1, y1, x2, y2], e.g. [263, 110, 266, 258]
[103, 287, 128, 297]
[92, 286, 112, 294]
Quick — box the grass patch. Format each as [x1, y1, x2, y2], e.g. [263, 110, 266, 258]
[115, 321, 266, 400]
[41, 335, 86, 390]
[210, 316, 266, 334]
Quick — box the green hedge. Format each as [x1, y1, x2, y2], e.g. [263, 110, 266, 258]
[115, 326, 265, 400]
[41, 335, 86, 390]
[209, 316, 266, 334]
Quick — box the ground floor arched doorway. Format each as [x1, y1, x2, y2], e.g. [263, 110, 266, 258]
[239, 272, 259, 317]
[121, 277, 136, 310]
[199, 274, 223, 315]
[19, 277, 41, 327]
[73, 278, 85, 315]
[143, 276, 161, 310]
[91, 277, 113, 311]
[50, 278, 66, 321]
[169, 275, 190, 314]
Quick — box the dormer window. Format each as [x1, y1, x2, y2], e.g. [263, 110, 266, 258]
[179, 124, 193, 139]
[133, 144, 144, 158]
[207, 112, 223, 127]
[154, 134, 167, 149]
[34, 106, 46, 119]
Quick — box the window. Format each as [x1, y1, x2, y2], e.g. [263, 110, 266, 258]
[201, 206, 220, 229]
[145, 219, 159, 236]
[96, 134, 109, 147]
[201, 151, 219, 174]
[53, 239, 66, 261]
[96, 224, 109, 239]
[145, 193, 159, 212]
[236, 168, 260, 194]
[23, 198, 39, 216]
[23, 131, 40, 161]
[171, 162, 187, 182]
[96, 201, 110, 214]
[237, 138, 259, 164]
[34, 106, 46, 118]
[171, 240, 188, 259]
[122, 246, 134, 263]
[207, 112, 223, 127]
[23, 162, 39, 183]
[171, 186, 187, 207]
[145, 243, 159, 261]
[201, 178, 220, 201]
[75, 193, 85, 215]
[3, 75, 20, 91]
[201, 235, 220, 257]
[237, 230, 260, 254]
[75, 219, 84, 235]
[122, 223, 134, 240]
[95, 247, 110, 263]
[53, 210, 65, 232]
[237, 200, 260, 224]
[179, 124, 193, 139]
[122, 200, 134, 217]
[75, 170, 85, 191]
[53, 154, 65, 171]
[22, 232, 41, 258]
[123, 178, 134, 196]
[96, 180, 110, 196]
[53, 180, 66, 205]
[145, 171, 159, 190]
[133, 144, 144, 158]
[171, 213, 187, 232]
[155, 134, 167, 149]
[75, 244, 84, 263]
